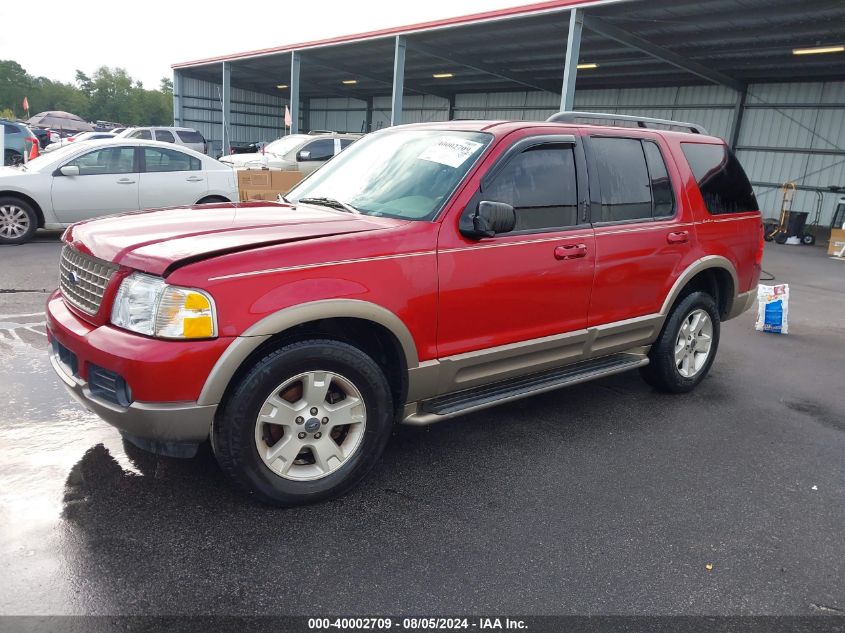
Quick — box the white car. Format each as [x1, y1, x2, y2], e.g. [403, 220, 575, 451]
[117, 127, 207, 154]
[219, 133, 359, 174]
[42, 131, 117, 153]
[0, 138, 238, 245]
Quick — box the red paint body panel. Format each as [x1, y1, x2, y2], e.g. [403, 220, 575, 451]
[46, 120, 761, 410]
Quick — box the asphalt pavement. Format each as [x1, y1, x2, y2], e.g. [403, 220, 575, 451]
[0, 232, 843, 617]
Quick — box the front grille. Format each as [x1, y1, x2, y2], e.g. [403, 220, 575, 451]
[88, 364, 132, 407]
[59, 246, 119, 316]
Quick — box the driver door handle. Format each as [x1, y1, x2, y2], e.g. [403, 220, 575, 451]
[186, 176, 204, 182]
[554, 244, 588, 260]
[116, 178, 136, 184]
[667, 231, 689, 244]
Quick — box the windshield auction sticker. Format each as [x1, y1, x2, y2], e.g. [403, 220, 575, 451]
[418, 137, 483, 168]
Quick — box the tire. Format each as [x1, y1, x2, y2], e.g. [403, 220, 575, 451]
[0, 196, 38, 245]
[196, 195, 229, 205]
[213, 339, 394, 506]
[640, 291, 720, 394]
[802, 233, 816, 246]
[774, 233, 788, 244]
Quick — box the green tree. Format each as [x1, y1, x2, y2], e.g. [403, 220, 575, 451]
[0, 60, 172, 126]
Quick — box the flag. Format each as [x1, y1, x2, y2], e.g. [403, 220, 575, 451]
[22, 96, 29, 112]
[284, 105, 292, 128]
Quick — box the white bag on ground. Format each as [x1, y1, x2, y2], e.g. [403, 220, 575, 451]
[755, 284, 789, 334]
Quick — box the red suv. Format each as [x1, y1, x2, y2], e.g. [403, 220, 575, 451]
[46, 113, 763, 506]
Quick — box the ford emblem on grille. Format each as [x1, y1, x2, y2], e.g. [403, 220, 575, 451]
[66, 271, 80, 286]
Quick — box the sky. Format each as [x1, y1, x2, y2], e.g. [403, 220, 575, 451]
[0, 0, 529, 89]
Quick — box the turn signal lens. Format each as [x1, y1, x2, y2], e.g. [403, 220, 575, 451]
[155, 287, 216, 339]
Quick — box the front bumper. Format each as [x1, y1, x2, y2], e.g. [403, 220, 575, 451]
[46, 292, 229, 448]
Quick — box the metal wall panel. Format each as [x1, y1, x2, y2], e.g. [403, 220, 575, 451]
[181, 76, 287, 156]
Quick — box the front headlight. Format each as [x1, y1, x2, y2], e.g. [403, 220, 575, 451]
[110, 273, 216, 339]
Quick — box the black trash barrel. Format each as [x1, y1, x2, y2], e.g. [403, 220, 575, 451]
[786, 211, 809, 238]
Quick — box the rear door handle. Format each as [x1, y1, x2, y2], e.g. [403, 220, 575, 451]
[116, 178, 135, 184]
[554, 244, 588, 260]
[186, 176, 204, 182]
[667, 231, 689, 244]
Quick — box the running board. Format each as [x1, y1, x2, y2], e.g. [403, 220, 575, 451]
[403, 353, 648, 426]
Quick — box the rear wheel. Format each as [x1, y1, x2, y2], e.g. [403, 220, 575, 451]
[213, 339, 394, 506]
[0, 197, 37, 245]
[640, 291, 720, 393]
[801, 233, 816, 246]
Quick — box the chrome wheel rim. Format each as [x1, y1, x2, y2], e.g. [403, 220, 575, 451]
[254, 371, 367, 481]
[675, 309, 713, 378]
[0, 205, 30, 239]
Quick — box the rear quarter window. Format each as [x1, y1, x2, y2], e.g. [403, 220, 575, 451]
[176, 130, 205, 144]
[681, 143, 758, 215]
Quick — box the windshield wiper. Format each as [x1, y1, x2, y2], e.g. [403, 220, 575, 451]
[297, 197, 360, 214]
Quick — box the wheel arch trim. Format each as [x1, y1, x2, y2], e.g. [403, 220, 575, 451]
[660, 256, 739, 317]
[197, 299, 418, 406]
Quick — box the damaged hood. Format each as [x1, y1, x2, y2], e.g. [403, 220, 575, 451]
[65, 201, 403, 275]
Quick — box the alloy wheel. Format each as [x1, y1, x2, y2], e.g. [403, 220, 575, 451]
[0, 205, 30, 240]
[674, 309, 714, 378]
[254, 371, 367, 481]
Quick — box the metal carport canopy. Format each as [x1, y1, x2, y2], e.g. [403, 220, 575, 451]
[171, 0, 845, 115]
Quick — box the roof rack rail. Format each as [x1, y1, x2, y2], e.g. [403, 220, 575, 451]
[546, 111, 708, 135]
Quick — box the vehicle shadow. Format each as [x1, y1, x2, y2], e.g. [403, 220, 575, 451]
[55, 371, 720, 614]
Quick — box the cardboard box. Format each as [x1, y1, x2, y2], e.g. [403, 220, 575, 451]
[270, 170, 304, 192]
[237, 170, 272, 189]
[828, 228, 845, 257]
[240, 189, 288, 202]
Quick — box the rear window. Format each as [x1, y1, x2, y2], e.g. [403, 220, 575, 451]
[3, 123, 21, 134]
[131, 129, 152, 140]
[176, 130, 205, 144]
[681, 143, 758, 215]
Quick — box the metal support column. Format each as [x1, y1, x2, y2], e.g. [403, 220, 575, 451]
[391, 36, 406, 126]
[560, 9, 584, 111]
[729, 87, 747, 151]
[172, 70, 183, 127]
[365, 97, 373, 133]
[221, 62, 231, 157]
[290, 51, 301, 134]
[448, 94, 456, 121]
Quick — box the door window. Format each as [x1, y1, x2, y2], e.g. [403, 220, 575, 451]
[66, 147, 136, 175]
[681, 143, 758, 215]
[130, 129, 152, 140]
[642, 140, 675, 217]
[482, 144, 579, 232]
[301, 139, 335, 161]
[591, 137, 653, 222]
[143, 147, 200, 172]
[154, 129, 176, 143]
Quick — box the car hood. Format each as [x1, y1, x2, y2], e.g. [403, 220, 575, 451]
[65, 201, 405, 276]
[219, 153, 290, 167]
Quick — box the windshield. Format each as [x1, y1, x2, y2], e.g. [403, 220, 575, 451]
[264, 135, 309, 156]
[22, 140, 99, 171]
[287, 129, 491, 221]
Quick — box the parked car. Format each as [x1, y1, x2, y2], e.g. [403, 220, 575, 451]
[0, 138, 237, 244]
[45, 115, 763, 506]
[219, 132, 359, 174]
[42, 131, 117, 153]
[117, 127, 207, 154]
[109, 127, 127, 136]
[30, 128, 53, 150]
[1, 120, 39, 165]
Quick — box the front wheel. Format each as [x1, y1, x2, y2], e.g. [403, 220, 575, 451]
[640, 291, 720, 393]
[213, 339, 394, 506]
[0, 197, 38, 245]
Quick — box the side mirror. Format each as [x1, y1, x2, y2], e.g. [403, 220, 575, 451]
[59, 165, 80, 177]
[296, 150, 311, 162]
[460, 200, 516, 239]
